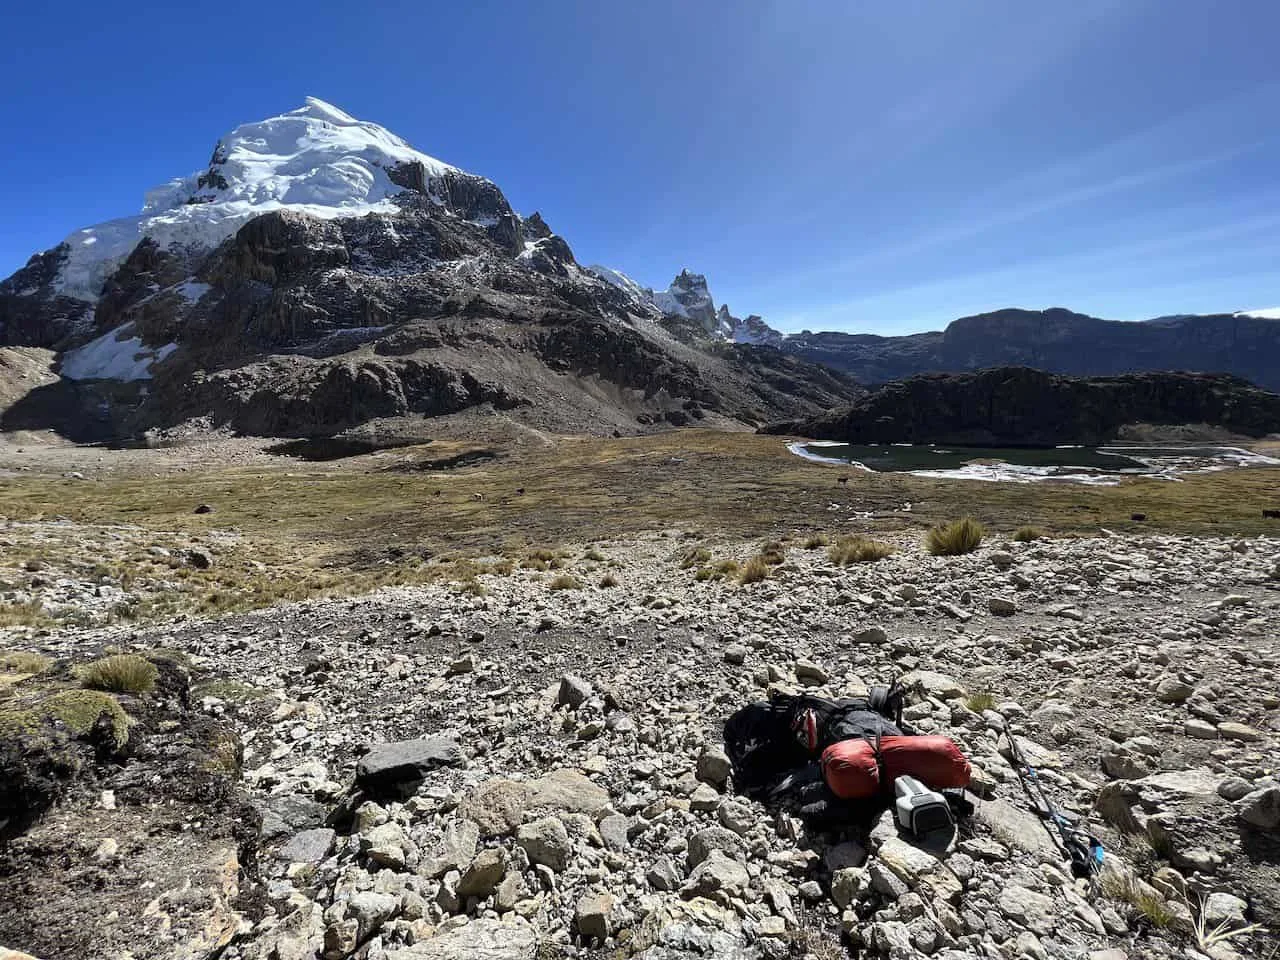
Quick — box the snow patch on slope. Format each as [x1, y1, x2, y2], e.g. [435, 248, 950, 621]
[587, 265, 653, 303]
[60, 324, 177, 381]
[1236, 307, 1280, 319]
[55, 98, 467, 302]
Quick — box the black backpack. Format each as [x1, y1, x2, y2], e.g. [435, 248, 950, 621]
[723, 683, 905, 800]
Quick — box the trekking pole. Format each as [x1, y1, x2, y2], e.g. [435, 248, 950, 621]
[1002, 722, 1103, 878]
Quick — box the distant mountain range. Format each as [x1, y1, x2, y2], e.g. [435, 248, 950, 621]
[0, 97, 1275, 443]
[582, 266, 1280, 392]
[778, 307, 1280, 392]
[580, 265, 1280, 391]
[763, 367, 1280, 446]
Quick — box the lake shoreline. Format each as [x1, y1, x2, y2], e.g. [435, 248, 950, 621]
[788, 440, 1280, 485]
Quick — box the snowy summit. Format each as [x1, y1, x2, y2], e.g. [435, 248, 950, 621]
[55, 97, 469, 301]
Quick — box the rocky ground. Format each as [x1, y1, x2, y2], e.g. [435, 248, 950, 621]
[2, 527, 1278, 960]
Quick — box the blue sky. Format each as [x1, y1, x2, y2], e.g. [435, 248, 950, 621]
[2, 0, 1277, 335]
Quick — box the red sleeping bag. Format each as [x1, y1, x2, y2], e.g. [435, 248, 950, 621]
[821, 735, 970, 799]
[820, 738, 880, 799]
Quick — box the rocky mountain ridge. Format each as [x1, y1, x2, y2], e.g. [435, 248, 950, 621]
[762, 367, 1280, 445]
[576, 269, 1280, 393]
[780, 308, 1280, 392]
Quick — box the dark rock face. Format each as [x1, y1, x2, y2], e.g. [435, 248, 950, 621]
[667, 270, 717, 334]
[229, 211, 351, 284]
[97, 239, 198, 342]
[784, 308, 1280, 392]
[0, 161, 863, 440]
[431, 171, 515, 223]
[763, 367, 1280, 445]
[0, 246, 95, 348]
[522, 211, 553, 240]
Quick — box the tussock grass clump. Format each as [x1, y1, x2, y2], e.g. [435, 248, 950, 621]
[523, 548, 565, 570]
[925, 517, 986, 556]
[1012, 525, 1046, 543]
[549, 574, 580, 591]
[680, 546, 713, 569]
[759, 541, 786, 565]
[1100, 872, 1176, 930]
[457, 579, 487, 597]
[599, 573, 619, 588]
[738, 555, 771, 584]
[76, 654, 158, 694]
[965, 691, 996, 712]
[0, 600, 51, 628]
[0, 650, 52, 675]
[828, 535, 894, 565]
[802, 534, 830, 550]
[583, 546, 605, 562]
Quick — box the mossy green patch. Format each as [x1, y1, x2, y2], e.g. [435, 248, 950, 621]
[0, 689, 130, 748]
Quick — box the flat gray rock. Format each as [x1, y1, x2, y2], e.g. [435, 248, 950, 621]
[355, 737, 462, 800]
[386, 918, 537, 959]
[972, 796, 1059, 858]
[277, 827, 335, 863]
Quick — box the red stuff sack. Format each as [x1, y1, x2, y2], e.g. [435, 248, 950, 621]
[820, 738, 881, 799]
[878, 735, 971, 790]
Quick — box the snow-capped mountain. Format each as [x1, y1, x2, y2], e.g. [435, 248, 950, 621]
[54, 98, 487, 304]
[0, 99, 859, 439]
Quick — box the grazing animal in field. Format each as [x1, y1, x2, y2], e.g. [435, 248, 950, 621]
[837, 476, 849, 485]
[516, 487, 525, 496]
[1131, 513, 1147, 521]
[433, 490, 442, 497]
[1264, 508, 1280, 519]
[473, 492, 484, 502]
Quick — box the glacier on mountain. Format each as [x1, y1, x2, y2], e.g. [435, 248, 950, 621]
[60, 323, 177, 381]
[53, 97, 471, 302]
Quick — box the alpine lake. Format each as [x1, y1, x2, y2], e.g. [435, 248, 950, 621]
[791, 442, 1280, 484]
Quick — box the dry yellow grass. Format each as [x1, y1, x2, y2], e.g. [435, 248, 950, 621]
[0, 430, 1275, 622]
[680, 546, 713, 569]
[76, 654, 158, 694]
[827, 535, 894, 565]
[0, 650, 52, 675]
[926, 517, 986, 556]
[738, 555, 771, 584]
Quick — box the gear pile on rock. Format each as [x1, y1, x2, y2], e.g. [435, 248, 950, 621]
[1, 530, 1277, 959]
